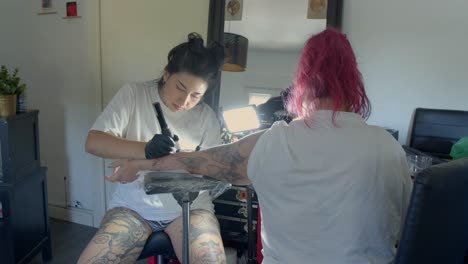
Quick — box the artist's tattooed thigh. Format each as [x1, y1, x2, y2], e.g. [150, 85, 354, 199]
[84, 207, 152, 264]
[188, 209, 226, 264]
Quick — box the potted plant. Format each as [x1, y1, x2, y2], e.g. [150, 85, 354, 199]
[0, 65, 27, 116]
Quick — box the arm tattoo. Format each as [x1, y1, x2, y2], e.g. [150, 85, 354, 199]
[151, 131, 263, 185]
[173, 144, 246, 183]
[175, 156, 209, 171]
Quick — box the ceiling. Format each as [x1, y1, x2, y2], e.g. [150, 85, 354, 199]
[224, 0, 327, 51]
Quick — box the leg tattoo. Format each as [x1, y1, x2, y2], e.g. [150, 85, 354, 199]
[188, 210, 227, 264]
[78, 207, 152, 264]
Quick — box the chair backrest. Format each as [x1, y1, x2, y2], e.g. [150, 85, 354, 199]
[395, 158, 468, 264]
[408, 108, 468, 159]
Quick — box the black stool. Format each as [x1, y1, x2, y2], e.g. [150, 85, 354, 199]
[138, 231, 176, 263]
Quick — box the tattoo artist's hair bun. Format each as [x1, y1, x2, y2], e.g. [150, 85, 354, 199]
[160, 32, 226, 92]
[188, 32, 204, 52]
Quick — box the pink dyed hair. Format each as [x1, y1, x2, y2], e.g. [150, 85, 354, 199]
[286, 28, 371, 121]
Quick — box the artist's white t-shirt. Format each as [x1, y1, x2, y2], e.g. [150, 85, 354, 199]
[91, 80, 221, 221]
[248, 111, 412, 264]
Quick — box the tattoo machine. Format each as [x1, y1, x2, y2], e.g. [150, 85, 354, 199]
[154, 102, 179, 143]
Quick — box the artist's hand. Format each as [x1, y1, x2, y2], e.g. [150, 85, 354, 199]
[145, 134, 177, 159]
[106, 159, 144, 184]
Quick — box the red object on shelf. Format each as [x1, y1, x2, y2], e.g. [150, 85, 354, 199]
[66, 2, 77, 17]
[257, 208, 263, 263]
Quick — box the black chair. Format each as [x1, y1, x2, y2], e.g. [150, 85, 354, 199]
[408, 108, 468, 159]
[137, 231, 177, 263]
[395, 158, 468, 264]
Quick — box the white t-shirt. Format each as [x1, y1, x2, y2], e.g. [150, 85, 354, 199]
[248, 111, 412, 264]
[91, 80, 221, 221]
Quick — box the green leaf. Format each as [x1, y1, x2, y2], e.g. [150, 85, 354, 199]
[0, 65, 27, 95]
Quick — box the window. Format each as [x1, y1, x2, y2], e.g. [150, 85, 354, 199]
[248, 92, 272, 106]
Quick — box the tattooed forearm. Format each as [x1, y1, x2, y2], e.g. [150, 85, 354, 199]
[171, 144, 247, 184]
[175, 156, 209, 170]
[196, 132, 263, 184]
[149, 130, 264, 185]
[209, 144, 246, 165]
[205, 164, 244, 183]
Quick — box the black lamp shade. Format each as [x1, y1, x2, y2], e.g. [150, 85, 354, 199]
[223, 33, 248, 72]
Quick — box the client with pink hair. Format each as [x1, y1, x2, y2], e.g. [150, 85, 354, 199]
[107, 28, 412, 264]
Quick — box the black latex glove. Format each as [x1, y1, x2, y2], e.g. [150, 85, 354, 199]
[145, 134, 177, 159]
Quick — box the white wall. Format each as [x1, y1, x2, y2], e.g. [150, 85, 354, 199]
[342, 0, 468, 144]
[220, 49, 300, 111]
[0, 0, 102, 225]
[100, 0, 210, 105]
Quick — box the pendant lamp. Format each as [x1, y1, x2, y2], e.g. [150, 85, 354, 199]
[223, 32, 248, 72]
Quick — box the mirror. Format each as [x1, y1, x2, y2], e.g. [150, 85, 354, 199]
[213, 0, 342, 112]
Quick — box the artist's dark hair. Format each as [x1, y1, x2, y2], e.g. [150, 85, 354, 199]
[157, 32, 225, 91]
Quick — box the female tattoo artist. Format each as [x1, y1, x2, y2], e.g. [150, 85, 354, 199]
[78, 33, 227, 264]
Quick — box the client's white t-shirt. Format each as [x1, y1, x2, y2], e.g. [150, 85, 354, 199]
[91, 80, 221, 221]
[248, 111, 412, 264]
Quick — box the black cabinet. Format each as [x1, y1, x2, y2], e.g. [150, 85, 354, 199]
[0, 111, 51, 264]
[214, 185, 258, 263]
[0, 111, 40, 184]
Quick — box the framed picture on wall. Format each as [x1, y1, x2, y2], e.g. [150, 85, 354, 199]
[307, 0, 343, 29]
[41, 0, 52, 9]
[38, 0, 57, 15]
[307, 0, 327, 19]
[225, 0, 243, 21]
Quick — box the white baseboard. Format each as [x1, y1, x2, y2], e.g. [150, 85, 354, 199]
[48, 203, 94, 227]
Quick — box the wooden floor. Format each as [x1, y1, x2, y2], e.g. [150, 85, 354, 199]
[29, 218, 148, 264]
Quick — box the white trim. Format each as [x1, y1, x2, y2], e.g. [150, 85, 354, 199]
[48, 204, 94, 227]
[90, 0, 106, 228]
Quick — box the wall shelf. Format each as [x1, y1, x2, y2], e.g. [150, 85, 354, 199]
[37, 11, 57, 15]
[62, 16, 81, 19]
